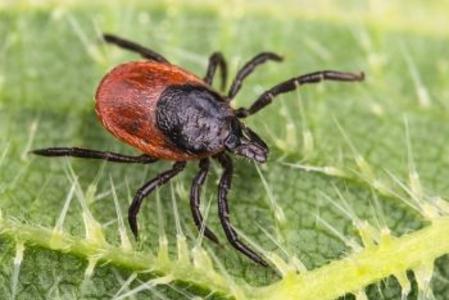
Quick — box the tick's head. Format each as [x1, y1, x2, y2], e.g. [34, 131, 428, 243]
[224, 118, 268, 163]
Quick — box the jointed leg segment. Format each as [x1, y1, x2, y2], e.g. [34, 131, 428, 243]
[216, 153, 268, 266]
[227, 52, 283, 100]
[204, 52, 228, 91]
[32, 147, 158, 164]
[103, 33, 169, 64]
[128, 161, 186, 239]
[235, 70, 364, 118]
[190, 159, 220, 243]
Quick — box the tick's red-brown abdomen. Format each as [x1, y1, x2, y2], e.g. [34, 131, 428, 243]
[95, 61, 207, 160]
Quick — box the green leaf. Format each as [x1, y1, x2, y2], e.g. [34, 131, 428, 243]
[1, 1, 449, 299]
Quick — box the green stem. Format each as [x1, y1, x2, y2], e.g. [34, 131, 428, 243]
[2, 215, 449, 299]
[0, 218, 234, 299]
[254, 217, 449, 300]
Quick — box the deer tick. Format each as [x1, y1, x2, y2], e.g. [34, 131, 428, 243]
[33, 33, 364, 266]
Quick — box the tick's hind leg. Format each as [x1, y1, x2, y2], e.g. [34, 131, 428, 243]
[190, 158, 220, 244]
[128, 161, 186, 239]
[103, 33, 169, 63]
[216, 153, 268, 266]
[204, 52, 227, 91]
[235, 70, 364, 118]
[32, 147, 158, 164]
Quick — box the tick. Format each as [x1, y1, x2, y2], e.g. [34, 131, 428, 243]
[32, 33, 364, 266]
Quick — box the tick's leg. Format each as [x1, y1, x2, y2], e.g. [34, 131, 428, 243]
[215, 153, 268, 266]
[103, 33, 169, 63]
[190, 158, 220, 244]
[235, 70, 364, 118]
[204, 52, 227, 91]
[227, 52, 283, 100]
[32, 147, 158, 164]
[128, 161, 186, 239]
